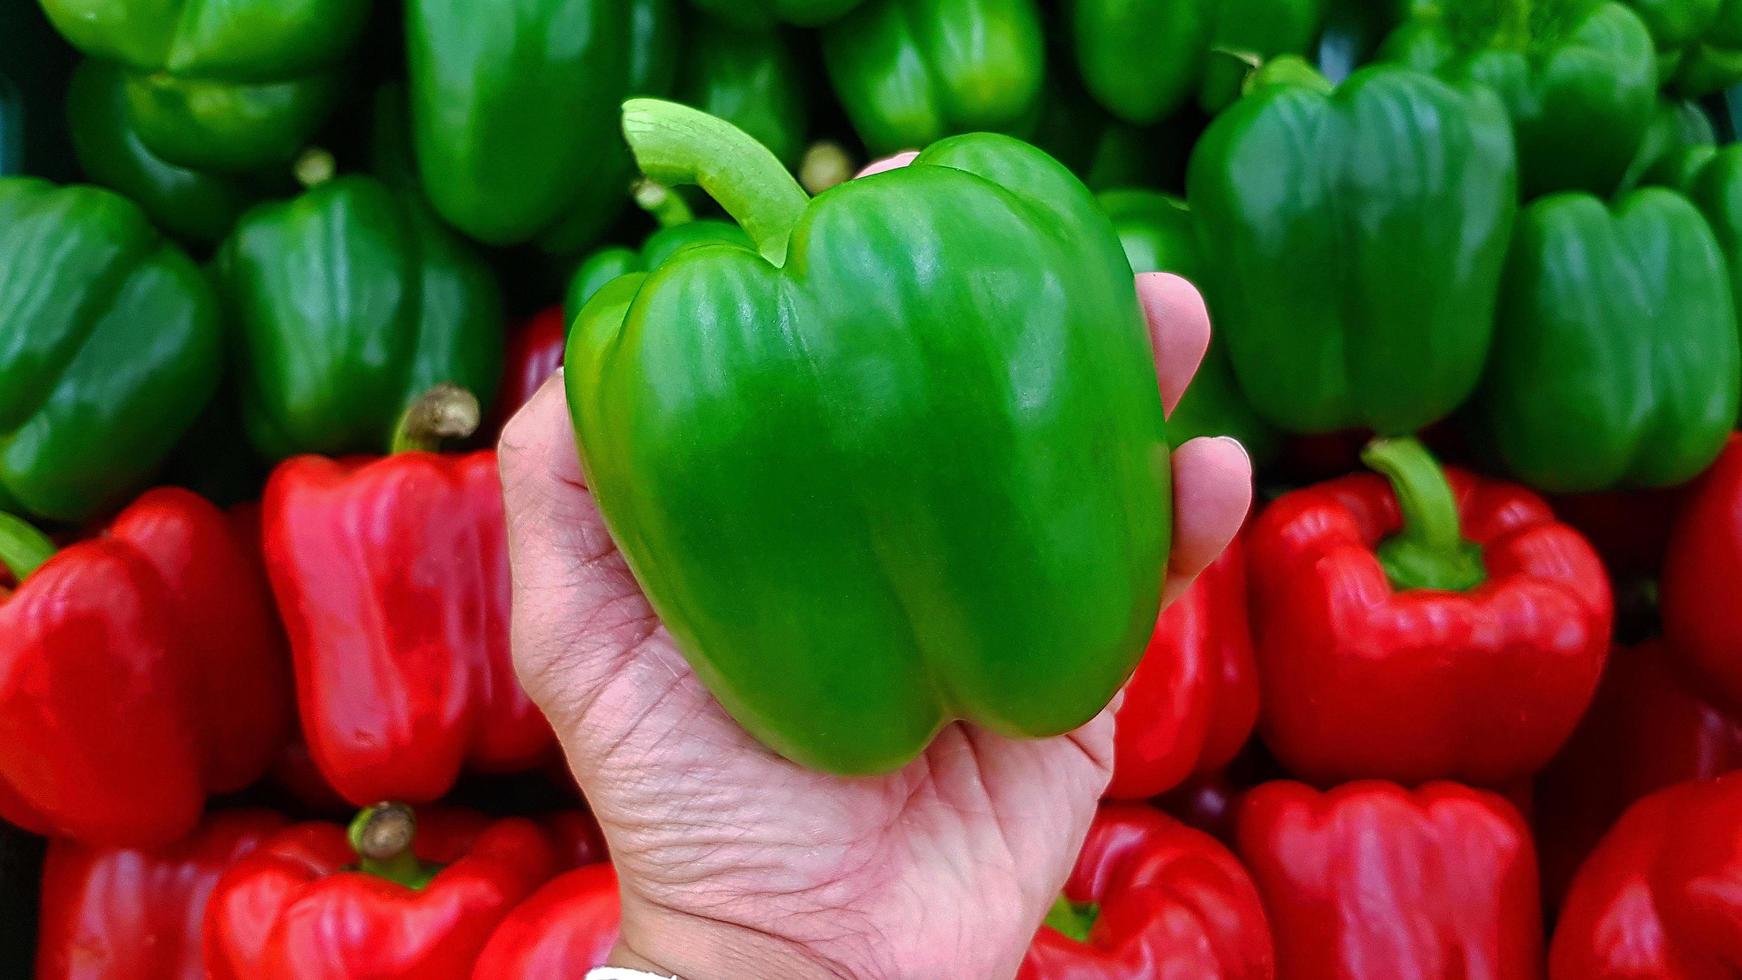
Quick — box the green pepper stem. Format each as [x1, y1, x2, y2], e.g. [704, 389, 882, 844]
[799, 141, 855, 195]
[621, 98, 810, 266]
[389, 384, 480, 455]
[348, 803, 439, 890]
[633, 179, 695, 228]
[0, 513, 55, 583]
[1361, 436, 1486, 592]
[293, 148, 337, 189]
[1241, 55, 1335, 97]
[1043, 896, 1100, 944]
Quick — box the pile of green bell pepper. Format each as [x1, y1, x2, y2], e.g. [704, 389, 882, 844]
[65, 61, 270, 243]
[1188, 60, 1518, 436]
[0, 178, 221, 522]
[822, 0, 1045, 154]
[1382, 0, 1658, 196]
[217, 175, 504, 459]
[1475, 188, 1739, 490]
[406, 0, 677, 249]
[40, 0, 369, 173]
[1073, 0, 1329, 123]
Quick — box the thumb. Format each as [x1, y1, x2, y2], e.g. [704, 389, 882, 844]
[497, 373, 657, 703]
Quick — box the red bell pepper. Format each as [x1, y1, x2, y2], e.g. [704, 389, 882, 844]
[1662, 434, 1742, 714]
[490, 305, 566, 432]
[1248, 437, 1611, 785]
[263, 389, 553, 805]
[1550, 773, 1742, 978]
[1018, 804, 1273, 980]
[36, 808, 288, 980]
[203, 804, 560, 980]
[0, 487, 290, 845]
[1238, 780, 1542, 980]
[472, 863, 620, 979]
[1536, 638, 1742, 907]
[1108, 538, 1258, 800]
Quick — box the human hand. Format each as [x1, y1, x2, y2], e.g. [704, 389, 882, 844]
[499, 271, 1251, 979]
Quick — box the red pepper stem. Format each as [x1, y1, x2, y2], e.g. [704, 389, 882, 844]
[1361, 436, 1486, 593]
[621, 98, 810, 266]
[348, 803, 438, 890]
[633, 179, 695, 228]
[390, 384, 481, 454]
[0, 512, 55, 583]
[1043, 895, 1099, 944]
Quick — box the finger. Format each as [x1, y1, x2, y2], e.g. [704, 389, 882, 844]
[1162, 435, 1252, 606]
[1137, 272, 1211, 416]
[498, 373, 655, 685]
[855, 150, 919, 178]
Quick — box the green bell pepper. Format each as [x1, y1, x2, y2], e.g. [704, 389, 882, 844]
[1620, 96, 1718, 189]
[679, 18, 809, 168]
[65, 60, 268, 243]
[569, 101, 1168, 774]
[1661, 145, 1742, 351]
[1624, 0, 1742, 92]
[687, 0, 863, 25]
[1072, 0, 1328, 124]
[822, 0, 1045, 155]
[0, 178, 221, 522]
[1381, 0, 1657, 197]
[40, 0, 368, 173]
[1187, 61, 1517, 435]
[407, 0, 677, 248]
[1474, 189, 1739, 491]
[218, 175, 504, 459]
[565, 188, 753, 324]
[1098, 189, 1280, 466]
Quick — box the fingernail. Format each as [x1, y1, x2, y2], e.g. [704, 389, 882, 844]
[1213, 435, 1251, 468]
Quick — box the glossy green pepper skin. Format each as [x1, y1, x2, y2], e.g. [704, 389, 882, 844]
[1073, 0, 1328, 124]
[218, 176, 504, 459]
[1663, 145, 1742, 347]
[65, 60, 266, 243]
[822, 0, 1045, 154]
[407, 0, 677, 248]
[1187, 62, 1517, 435]
[687, 0, 863, 25]
[1625, 0, 1742, 92]
[680, 18, 809, 168]
[1475, 189, 1739, 491]
[566, 219, 753, 324]
[0, 178, 220, 522]
[1620, 96, 1718, 189]
[40, 0, 368, 173]
[569, 101, 1168, 774]
[1382, 1, 1657, 197]
[1097, 190, 1280, 466]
